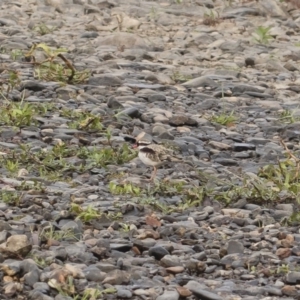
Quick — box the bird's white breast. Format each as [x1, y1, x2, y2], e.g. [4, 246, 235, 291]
[138, 151, 159, 166]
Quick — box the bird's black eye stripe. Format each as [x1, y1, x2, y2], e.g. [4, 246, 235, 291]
[139, 147, 156, 155]
[124, 136, 136, 144]
[138, 141, 151, 147]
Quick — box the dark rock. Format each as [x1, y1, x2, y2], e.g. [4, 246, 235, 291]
[233, 143, 256, 151]
[245, 57, 255, 67]
[149, 246, 170, 260]
[107, 96, 124, 109]
[84, 266, 106, 282]
[169, 114, 198, 126]
[119, 107, 141, 118]
[147, 94, 166, 102]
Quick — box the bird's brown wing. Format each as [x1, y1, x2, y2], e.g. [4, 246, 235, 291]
[140, 146, 162, 163]
[148, 145, 181, 163]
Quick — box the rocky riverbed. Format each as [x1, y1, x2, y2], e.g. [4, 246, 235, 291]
[2, 0, 300, 299]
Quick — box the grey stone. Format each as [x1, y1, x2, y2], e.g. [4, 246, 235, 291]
[286, 271, 300, 284]
[161, 255, 182, 267]
[117, 288, 132, 298]
[184, 281, 222, 300]
[226, 240, 244, 254]
[183, 76, 218, 88]
[88, 74, 123, 86]
[107, 96, 124, 109]
[156, 290, 180, 300]
[84, 266, 106, 282]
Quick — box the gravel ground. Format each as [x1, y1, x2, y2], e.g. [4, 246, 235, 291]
[1, 0, 300, 299]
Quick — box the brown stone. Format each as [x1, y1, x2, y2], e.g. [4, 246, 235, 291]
[3, 276, 14, 282]
[0, 235, 32, 259]
[47, 239, 60, 247]
[276, 248, 291, 259]
[137, 229, 160, 240]
[176, 286, 192, 298]
[169, 114, 197, 126]
[281, 239, 293, 248]
[102, 270, 131, 285]
[286, 234, 295, 244]
[282, 285, 297, 296]
[278, 232, 286, 240]
[131, 246, 141, 255]
[166, 266, 185, 274]
[4, 282, 22, 296]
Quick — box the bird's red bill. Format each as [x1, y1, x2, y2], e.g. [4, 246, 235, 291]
[132, 144, 138, 148]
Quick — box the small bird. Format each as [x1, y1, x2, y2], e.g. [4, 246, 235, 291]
[133, 132, 181, 181]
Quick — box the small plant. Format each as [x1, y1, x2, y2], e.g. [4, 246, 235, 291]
[10, 49, 23, 61]
[120, 223, 131, 232]
[278, 109, 300, 124]
[109, 182, 141, 195]
[253, 26, 273, 45]
[287, 211, 300, 225]
[215, 141, 300, 205]
[25, 43, 90, 84]
[142, 182, 206, 213]
[170, 70, 192, 83]
[0, 101, 36, 127]
[40, 225, 77, 242]
[248, 265, 257, 273]
[31, 255, 51, 268]
[107, 211, 123, 220]
[210, 111, 238, 126]
[105, 128, 112, 145]
[80, 144, 137, 168]
[180, 186, 207, 208]
[48, 275, 76, 297]
[150, 181, 185, 197]
[34, 23, 57, 35]
[276, 264, 290, 275]
[203, 10, 221, 26]
[68, 113, 103, 131]
[1, 70, 21, 95]
[4, 159, 19, 175]
[139, 197, 171, 214]
[73, 287, 116, 300]
[71, 204, 103, 223]
[1, 191, 21, 205]
[70, 204, 122, 225]
[0, 138, 136, 185]
[215, 175, 279, 205]
[78, 288, 102, 300]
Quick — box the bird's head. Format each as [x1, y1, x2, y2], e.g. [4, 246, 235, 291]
[133, 132, 152, 149]
[133, 140, 151, 149]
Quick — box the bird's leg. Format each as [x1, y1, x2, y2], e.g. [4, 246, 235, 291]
[149, 166, 157, 182]
[142, 167, 151, 177]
